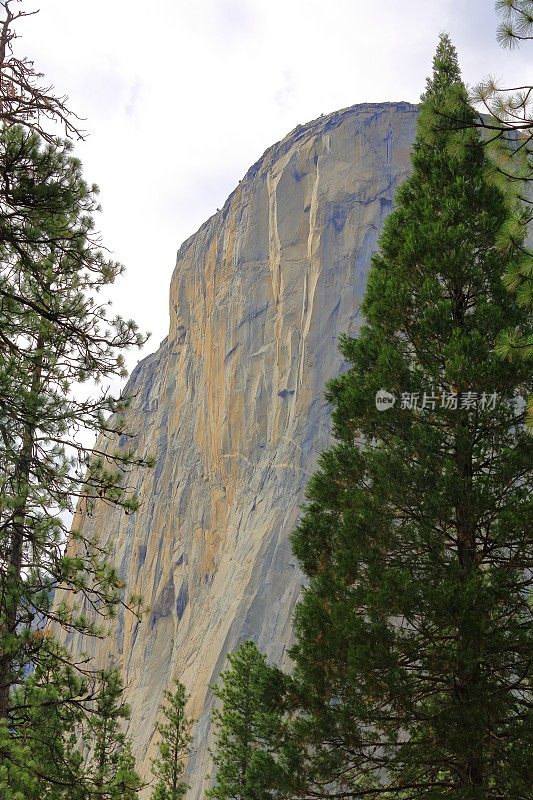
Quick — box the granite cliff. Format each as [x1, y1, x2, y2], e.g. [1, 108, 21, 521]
[63, 101, 418, 798]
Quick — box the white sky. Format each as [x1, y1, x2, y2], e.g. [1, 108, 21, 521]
[18, 0, 533, 373]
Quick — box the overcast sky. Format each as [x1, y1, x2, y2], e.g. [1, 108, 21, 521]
[17, 0, 532, 372]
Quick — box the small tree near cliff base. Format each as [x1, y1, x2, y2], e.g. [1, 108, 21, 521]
[209, 641, 299, 800]
[150, 681, 193, 800]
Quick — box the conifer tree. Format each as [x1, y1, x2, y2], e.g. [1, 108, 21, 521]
[0, 4, 147, 795]
[4, 643, 86, 799]
[114, 741, 142, 800]
[467, 3, 533, 367]
[209, 641, 298, 800]
[289, 35, 532, 800]
[1, 653, 140, 799]
[474, 0, 533, 139]
[428, 8, 533, 373]
[0, 124, 151, 791]
[0, 122, 151, 722]
[150, 681, 192, 800]
[0, 0, 84, 140]
[85, 669, 141, 800]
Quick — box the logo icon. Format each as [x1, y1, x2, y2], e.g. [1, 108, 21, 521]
[375, 389, 396, 412]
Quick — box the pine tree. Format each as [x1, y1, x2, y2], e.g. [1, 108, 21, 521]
[209, 641, 298, 800]
[0, 719, 41, 800]
[150, 681, 192, 800]
[0, 0, 83, 140]
[85, 669, 141, 800]
[1, 647, 140, 799]
[468, 4, 533, 368]
[289, 35, 532, 800]
[6, 643, 86, 799]
[421, 32, 460, 101]
[495, 0, 533, 48]
[0, 123, 152, 791]
[115, 742, 142, 800]
[0, 5, 147, 796]
[0, 123, 151, 721]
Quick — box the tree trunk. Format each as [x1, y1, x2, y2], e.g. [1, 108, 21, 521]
[454, 410, 484, 791]
[0, 335, 43, 720]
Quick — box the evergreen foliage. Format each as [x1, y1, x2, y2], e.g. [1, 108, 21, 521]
[0, 82, 150, 800]
[209, 641, 298, 800]
[495, 0, 533, 48]
[4, 642, 86, 799]
[150, 681, 192, 800]
[84, 669, 138, 798]
[0, 4, 144, 796]
[421, 33, 461, 101]
[469, 4, 533, 370]
[1, 657, 140, 799]
[288, 35, 533, 799]
[0, 122, 151, 725]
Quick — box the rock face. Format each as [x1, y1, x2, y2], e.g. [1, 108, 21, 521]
[64, 101, 418, 798]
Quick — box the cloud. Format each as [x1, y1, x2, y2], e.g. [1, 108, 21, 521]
[215, 0, 258, 39]
[74, 66, 133, 117]
[275, 71, 296, 112]
[125, 79, 143, 118]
